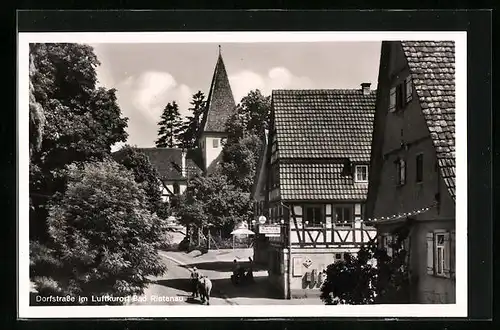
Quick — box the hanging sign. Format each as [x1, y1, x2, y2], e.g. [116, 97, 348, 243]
[259, 225, 281, 236]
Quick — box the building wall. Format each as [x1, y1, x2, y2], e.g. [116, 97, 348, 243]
[288, 248, 360, 298]
[372, 41, 454, 222]
[160, 182, 187, 202]
[369, 41, 456, 304]
[201, 134, 225, 171]
[377, 218, 455, 304]
[412, 219, 455, 304]
[267, 246, 288, 298]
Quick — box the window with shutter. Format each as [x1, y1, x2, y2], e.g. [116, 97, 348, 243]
[389, 87, 396, 112]
[397, 158, 406, 185]
[443, 232, 451, 278]
[426, 232, 434, 275]
[405, 76, 413, 103]
[451, 231, 456, 279]
[435, 234, 445, 276]
[416, 154, 424, 183]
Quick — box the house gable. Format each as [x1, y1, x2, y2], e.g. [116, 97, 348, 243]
[366, 41, 456, 223]
[271, 88, 376, 202]
[401, 41, 456, 201]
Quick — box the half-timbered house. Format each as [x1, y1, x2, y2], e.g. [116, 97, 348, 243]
[252, 85, 377, 299]
[365, 41, 456, 304]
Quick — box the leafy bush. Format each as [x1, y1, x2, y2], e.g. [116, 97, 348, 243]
[33, 160, 166, 304]
[320, 228, 411, 305]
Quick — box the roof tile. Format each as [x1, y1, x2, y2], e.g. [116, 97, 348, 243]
[279, 163, 368, 201]
[272, 89, 376, 162]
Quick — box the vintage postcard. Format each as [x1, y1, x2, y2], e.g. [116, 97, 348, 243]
[18, 31, 467, 318]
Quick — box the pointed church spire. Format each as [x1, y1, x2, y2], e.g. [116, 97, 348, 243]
[199, 47, 236, 134]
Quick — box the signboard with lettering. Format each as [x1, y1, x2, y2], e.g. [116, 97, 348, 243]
[259, 225, 281, 236]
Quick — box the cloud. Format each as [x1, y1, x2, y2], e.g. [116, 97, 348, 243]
[229, 67, 314, 103]
[118, 71, 193, 123]
[109, 71, 194, 148]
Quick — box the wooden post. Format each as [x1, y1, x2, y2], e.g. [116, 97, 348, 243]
[208, 229, 211, 250]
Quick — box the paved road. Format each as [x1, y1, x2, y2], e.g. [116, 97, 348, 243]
[128, 251, 234, 306]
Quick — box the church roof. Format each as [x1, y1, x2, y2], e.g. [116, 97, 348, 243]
[400, 41, 456, 201]
[200, 50, 237, 134]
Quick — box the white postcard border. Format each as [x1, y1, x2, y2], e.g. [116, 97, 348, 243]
[18, 31, 467, 318]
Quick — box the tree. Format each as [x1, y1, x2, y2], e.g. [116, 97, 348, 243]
[219, 134, 263, 192]
[155, 101, 183, 148]
[320, 226, 412, 305]
[31, 160, 166, 304]
[178, 91, 206, 149]
[237, 89, 271, 138]
[29, 43, 128, 243]
[113, 145, 170, 219]
[29, 53, 45, 158]
[176, 174, 253, 238]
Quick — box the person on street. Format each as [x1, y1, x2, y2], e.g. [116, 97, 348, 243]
[247, 257, 254, 281]
[190, 266, 200, 298]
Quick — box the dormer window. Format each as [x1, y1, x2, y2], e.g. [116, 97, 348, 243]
[212, 138, 219, 148]
[354, 165, 368, 182]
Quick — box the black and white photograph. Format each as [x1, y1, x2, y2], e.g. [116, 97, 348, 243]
[18, 31, 467, 318]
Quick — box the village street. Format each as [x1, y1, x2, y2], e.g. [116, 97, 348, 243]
[129, 246, 323, 306]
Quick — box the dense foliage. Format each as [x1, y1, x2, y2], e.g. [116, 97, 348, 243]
[175, 89, 269, 242]
[178, 91, 206, 149]
[114, 145, 170, 219]
[28, 43, 170, 304]
[155, 101, 183, 148]
[320, 227, 411, 305]
[31, 160, 166, 303]
[29, 43, 128, 242]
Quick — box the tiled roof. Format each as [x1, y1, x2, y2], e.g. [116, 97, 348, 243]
[272, 89, 376, 162]
[200, 53, 237, 133]
[401, 41, 456, 200]
[135, 148, 202, 181]
[280, 163, 368, 201]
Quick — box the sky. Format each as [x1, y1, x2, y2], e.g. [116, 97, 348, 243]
[91, 42, 382, 150]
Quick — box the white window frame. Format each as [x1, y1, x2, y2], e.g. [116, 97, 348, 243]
[427, 230, 452, 278]
[354, 165, 369, 182]
[435, 240, 446, 276]
[212, 138, 219, 148]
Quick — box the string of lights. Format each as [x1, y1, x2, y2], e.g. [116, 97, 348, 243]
[365, 202, 438, 223]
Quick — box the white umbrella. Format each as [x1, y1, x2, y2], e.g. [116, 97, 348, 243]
[230, 228, 255, 235]
[230, 228, 255, 249]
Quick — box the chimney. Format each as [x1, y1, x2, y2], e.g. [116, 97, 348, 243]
[361, 83, 371, 95]
[181, 151, 187, 178]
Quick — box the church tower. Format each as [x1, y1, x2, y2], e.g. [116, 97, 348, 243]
[198, 46, 237, 173]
